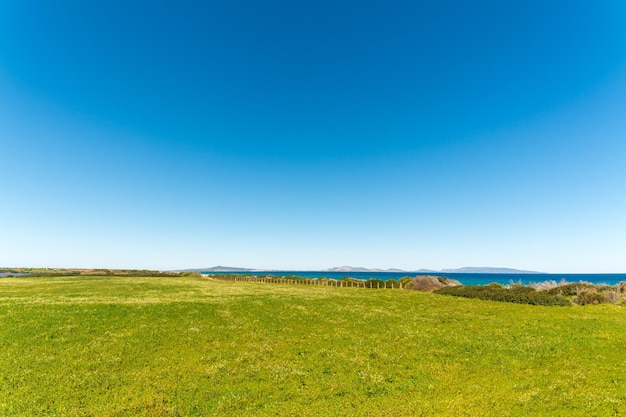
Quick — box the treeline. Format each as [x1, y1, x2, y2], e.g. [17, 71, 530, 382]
[76, 269, 192, 278]
[1, 268, 198, 278]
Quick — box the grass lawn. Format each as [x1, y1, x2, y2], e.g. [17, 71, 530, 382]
[1, 276, 625, 416]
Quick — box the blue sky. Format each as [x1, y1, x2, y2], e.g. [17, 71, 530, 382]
[2, 1, 626, 272]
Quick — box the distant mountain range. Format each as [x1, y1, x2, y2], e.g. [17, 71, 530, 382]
[440, 267, 545, 274]
[324, 266, 405, 272]
[180, 266, 544, 274]
[325, 266, 543, 274]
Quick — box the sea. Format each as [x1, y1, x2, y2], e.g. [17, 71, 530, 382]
[203, 271, 626, 286]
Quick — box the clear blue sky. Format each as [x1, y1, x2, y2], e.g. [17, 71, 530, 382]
[2, 1, 626, 272]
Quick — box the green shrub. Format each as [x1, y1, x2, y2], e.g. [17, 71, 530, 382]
[181, 272, 203, 277]
[435, 285, 571, 306]
[399, 276, 414, 288]
[575, 290, 608, 305]
[546, 283, 596, 297]
[509, 284, 536, 294]
[365, 279, 386, 288]
[384, 279, 400, 289]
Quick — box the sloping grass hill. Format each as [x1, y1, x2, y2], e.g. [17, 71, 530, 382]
[1, 276, 625, 416]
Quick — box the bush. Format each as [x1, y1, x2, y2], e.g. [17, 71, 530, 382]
[575, 290, 608, 305]
[384, 279, 401, 289]
[365, 279, 386, 289]
[546, 283, 597, 297]
[399, 276, 414, 288]
[603, 291, 620, 304]
[509, 284, 536, 294]
[434, 285, 571, 306]
[407, 276, 445, 292]
[181, 272, 203, 277]
[403, 276, 461, 292]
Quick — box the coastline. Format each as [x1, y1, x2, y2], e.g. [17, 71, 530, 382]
[202, 271, 626, 286]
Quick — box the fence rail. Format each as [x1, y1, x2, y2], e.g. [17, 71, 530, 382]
[206, 274, 404, 289]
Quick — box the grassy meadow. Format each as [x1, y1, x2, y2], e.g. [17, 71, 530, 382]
[1, 276, 625, 416]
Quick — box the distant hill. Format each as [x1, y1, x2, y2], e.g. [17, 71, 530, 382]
[440, 267, 545, 274]
[325, 266, 406, 272]
[176, 265, 545, 274]
[323, 266, 545, 274]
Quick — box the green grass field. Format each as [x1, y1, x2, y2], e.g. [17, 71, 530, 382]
[1, 276, 625, 416]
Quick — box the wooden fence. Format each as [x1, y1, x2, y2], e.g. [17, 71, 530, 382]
[206, 274, 403, 289]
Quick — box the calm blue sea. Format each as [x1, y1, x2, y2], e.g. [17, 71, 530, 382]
[204, 271, 626, 286]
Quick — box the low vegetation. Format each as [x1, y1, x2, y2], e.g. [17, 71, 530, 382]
[0, 267, 198, 278]
[209, 273, 626, 307]
[435, 281, 626, 307]
[401, 275, 462, 292]
[1, 275, 626, 416]
[435, 283, 572, 306]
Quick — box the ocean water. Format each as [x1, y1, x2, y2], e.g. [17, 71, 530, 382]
[204, 271, 626, 286]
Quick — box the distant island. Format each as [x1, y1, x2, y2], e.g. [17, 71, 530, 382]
[180, 266, 545, 274]
[324, 266, 405, 272]
[440, 267, 545, 274]
[325, 266, 544, 274]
